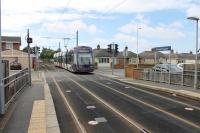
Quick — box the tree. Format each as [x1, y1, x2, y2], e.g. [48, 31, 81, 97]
[22, 46, 33, 53]
[40, 47, 55, 60]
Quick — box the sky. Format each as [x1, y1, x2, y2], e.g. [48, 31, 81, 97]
[2, 0, 200, 53]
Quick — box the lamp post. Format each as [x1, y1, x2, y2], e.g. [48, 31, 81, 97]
[124, 46, 128, 77]
[187, 16, 199, 89]
[136, 27, 142, 69]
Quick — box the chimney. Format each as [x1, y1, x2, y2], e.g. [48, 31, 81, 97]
[171, 49, 174, 54]
[97, 44, 100, 50]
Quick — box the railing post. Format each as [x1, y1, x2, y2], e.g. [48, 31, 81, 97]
[0, 80, 5, 114]
[181, 71, 184, 86]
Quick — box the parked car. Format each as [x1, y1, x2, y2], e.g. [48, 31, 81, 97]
[152, 64, 182, 73]
[10, 61, 22, 70]
[177, 63, 194, 71]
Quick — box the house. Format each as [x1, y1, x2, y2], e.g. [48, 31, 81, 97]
[139, 51, 167, 65]
[93, 46, 113, 68]
[1, 36, 36, 70]
[115, 51, 137, 68]
[165, 51, 196, 64]
[166, 50, 183, 64]
[2, 49, 36, 69]
[179, 52, 195, 63]
[1, 36, 21, 51]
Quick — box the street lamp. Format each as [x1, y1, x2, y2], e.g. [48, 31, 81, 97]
[136, 27, 142, 69]
[187, 16, 199, 89]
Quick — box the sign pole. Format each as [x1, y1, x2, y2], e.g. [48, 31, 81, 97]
[27, 29, 32, 86]
[112, 43, 114, 75]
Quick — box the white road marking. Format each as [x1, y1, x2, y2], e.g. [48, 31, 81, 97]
[66, 90, 71, 93]
[172, 93, 176, 96]
[64, 75, 147, 132]
[86, 106, 96, 109]
[185, 107, 194, 111]
[88, 79, 200, 129]
[95, 117, 107, 123]
[50, 75, 87, 133]
[88, 121, 98, 125]
[125, 86, 130, 88]
[99, 76, 200, 111]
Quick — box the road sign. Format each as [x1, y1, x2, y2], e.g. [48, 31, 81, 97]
[27, 37, 33, 43]
[152, 46, 171, 51]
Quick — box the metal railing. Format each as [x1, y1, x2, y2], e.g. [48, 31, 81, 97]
[0, 68, 29, 114]
[134, 69, 200, 88]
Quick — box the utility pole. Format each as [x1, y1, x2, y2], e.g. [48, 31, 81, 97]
[76, 30, 78, 47]
[112, 43, 114, 75]
[27, 29, 32, 86]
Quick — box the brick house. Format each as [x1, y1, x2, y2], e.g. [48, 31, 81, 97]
[1, 36, 21, 51]
[2, 49, 36, 69]
[139, 51, 167, 65]
[115, 51, 137, 68]
[1, 36, 36, 70]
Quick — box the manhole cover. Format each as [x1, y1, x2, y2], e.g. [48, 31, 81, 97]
[88, 120, 98, 125]
[86, 106, 96, 109]
[184, 107, 194, 111]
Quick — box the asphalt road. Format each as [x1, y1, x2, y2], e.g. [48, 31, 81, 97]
[42, 64, 200, 133]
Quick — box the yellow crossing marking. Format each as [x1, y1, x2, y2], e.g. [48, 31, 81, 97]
[28, 100, 46, 133]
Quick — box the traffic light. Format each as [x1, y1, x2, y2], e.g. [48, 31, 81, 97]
[107, 44, 112, 53]
[37, 46, 40, 54]
[31, 47, 36, 54]
[114, 44, 119, 55]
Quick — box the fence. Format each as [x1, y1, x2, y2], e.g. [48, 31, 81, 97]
[0, 68, 29, 114]
[128, 69, 200, 88]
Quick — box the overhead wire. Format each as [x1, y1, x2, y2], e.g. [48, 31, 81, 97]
[102, 0, 127, 16]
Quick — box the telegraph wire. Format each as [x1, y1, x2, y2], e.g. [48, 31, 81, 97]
[54, 0, 71, 26]
[102, 0, 127, 16]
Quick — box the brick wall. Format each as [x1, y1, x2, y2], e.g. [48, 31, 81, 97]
[13, 43, 20, 50]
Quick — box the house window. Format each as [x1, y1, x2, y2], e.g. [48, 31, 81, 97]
[6, 42, 13, 49]
[99, 58, 109, 63]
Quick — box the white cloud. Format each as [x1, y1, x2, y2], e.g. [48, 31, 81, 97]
[186, 4, 200, 18]
[67, 0, 190, 13]
[42, 20, 101, 34]
[119, 21, 185, 41]
[113, 33, 153, 52]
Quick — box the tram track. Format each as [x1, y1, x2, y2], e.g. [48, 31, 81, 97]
[64, 71, 200, 132]
[44, 64, 200, 133]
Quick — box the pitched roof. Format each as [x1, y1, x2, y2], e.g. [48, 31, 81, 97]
[165, 53, 182, 59]
[179, 53, 195, 60]
[1, 49, 36, 57]
[1, 36, 21, 44]
[93, 49, 113, 57]
[117, 51, 137, 58]
[139, 51, 166, 59]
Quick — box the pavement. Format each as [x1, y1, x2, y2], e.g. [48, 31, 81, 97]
[94, 68, 200, 101]
[0, 71, 60, 133]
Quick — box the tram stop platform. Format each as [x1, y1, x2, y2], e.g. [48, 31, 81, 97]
[0, 71, 60, 133]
